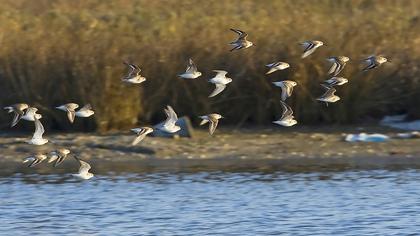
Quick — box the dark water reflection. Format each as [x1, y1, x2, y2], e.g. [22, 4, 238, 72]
[0, 170, 419, 235]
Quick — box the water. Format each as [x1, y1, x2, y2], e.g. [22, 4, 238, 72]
[0, 170, 419, 235]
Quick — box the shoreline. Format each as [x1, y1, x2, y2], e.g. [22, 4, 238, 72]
[1, 125, 420, 174]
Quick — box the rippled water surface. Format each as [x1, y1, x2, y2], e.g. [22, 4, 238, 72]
[0, 170, 419, 235]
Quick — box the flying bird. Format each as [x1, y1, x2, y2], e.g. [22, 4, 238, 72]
[48, 148, 71, 167]
[265, 61, 290, 75]
[208, 70, 232, 98]
[56, 103, 79, 123]
[27, 118, 48, 145]
[323, 77, 348, 87]
[156, 106, 181, 133]
[229, 28, 254, 51]
[72, 156, 94, 180]
[273, 101, 297, 127]
[316, 84, 340, 106]
[131, 127, 154, 145]
[199, 113, 223, 135]
[75, 104, 94, 118]
[272, 80, 298, 101]
[362, 55, 388, 71]
[21, 107, 42, 121]
[300, 40, 324, 58]
[122, 61, 146, 84]
[3, 103, 29, 127]
[179, 58, 202, 79]
[23, 153, 48, 167]
[327, 56, 350, 76]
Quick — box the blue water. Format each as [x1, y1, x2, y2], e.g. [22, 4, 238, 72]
[0, 170, 419, 235]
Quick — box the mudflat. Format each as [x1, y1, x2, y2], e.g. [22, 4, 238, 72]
[1, 125, 419, 174]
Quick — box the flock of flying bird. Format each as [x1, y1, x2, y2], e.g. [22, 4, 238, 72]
[3, 28, 389, 180]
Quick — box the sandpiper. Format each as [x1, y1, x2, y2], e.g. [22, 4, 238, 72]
[155, 106, 181, 133]
[323, 77, 348, 87]
[27, 118, 48, 145]
[56, 103, 79, 123]
[72, 156, 94, 180]
[3, 103, 29, 127]
[265, 61, 290, 75]
[75, 104, 94, 118]
[317, 84, 340, 106]
[273, 101, 297, 127]
[199, 113, 223, 135]
[131, 127, 154, 145]
[48, 148, 71, 167]
[229, 28, 254, 51]
[179, 58, 202, 79]
[327, 56, 350, 76]
[272, 80, 298, 101]
[21, 107, 42, 121]
[362, 55, 388, 71]
[122, 61, 146, 84]
[208, 70, 232, 98]
[23, 153, 48, 167]
[300, 40, 324, 58]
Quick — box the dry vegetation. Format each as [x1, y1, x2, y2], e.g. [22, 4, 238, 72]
[0, 0, 419, 131]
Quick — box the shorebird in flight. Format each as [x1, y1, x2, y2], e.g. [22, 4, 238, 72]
[323, 77, 348, 87]
[21, 107, 42, 122]
[362, 55, 388, 71]
[122, 61, 146, 84]
[156, 105, 181, 133]
[272, 80, 298, 101]
[48, 148, 71, 167]
[72, 156, 94, 180]
[327, 56, 350, 76]
[317, 84, 340, 106]
[265, 61, 290, 75]
[229, 28, 253, 51]
[179, 58, 202, 79]
[131, 127, 154, 145]
[27, 118, 48, 145]
[300, 40, 324, 58]
[199, 113, 223, 135]
[75, 104, 94, 118]
[3, 103, 29, 127]
[273, 101, 297, 127]
[56, 103, 79, 123]
[23, 153, 48, 167]
[208, 70, 232, 98]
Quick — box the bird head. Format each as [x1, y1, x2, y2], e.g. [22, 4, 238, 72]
[331, 96, 341, 102]
[377, 56, 388, 64]
[61, 149, 71, 155]
[342, 56, 350, 62]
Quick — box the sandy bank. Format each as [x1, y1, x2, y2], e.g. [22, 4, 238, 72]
[1, 125, 419, 174]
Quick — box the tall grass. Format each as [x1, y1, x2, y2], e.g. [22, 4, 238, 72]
[0, 0, 419, 131]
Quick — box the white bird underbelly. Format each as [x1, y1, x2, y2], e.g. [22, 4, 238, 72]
[273, 120, 297, 127]
[72, 173, 94, 180]
[124, 76, 146, 84]
[179, 73, 200, 79]
[28, 138, 48, 146]
[75, 111, 94, 117]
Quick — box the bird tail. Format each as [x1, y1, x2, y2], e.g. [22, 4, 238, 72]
[230, 45, 242, 52]
[3, 107, 13, 113]
[265, 68, 276, 75]
[200, 119, 209, 126]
